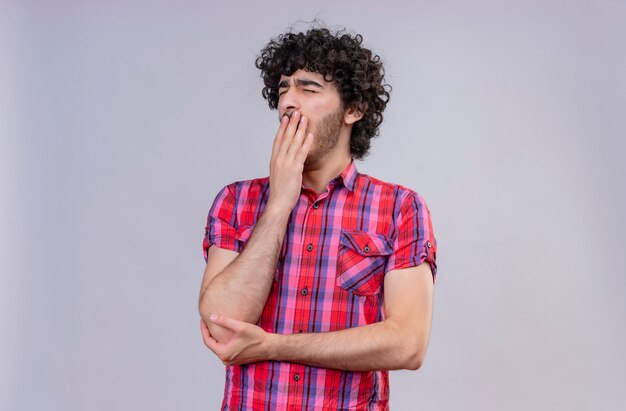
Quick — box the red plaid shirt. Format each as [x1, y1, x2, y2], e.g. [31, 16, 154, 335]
[203, 160, 437, 410]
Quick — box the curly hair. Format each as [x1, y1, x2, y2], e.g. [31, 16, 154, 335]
[255, 27, 391, 160]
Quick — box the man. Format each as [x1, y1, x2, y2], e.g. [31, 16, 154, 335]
[198, 26, 437, 410]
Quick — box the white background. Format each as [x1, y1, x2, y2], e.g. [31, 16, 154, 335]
[1, 0, 625, 409]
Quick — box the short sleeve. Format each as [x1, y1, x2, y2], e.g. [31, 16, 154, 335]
[202, 184, 241, 262]
[385, 192, 438, 282]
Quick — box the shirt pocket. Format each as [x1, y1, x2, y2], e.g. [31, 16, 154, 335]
[336, 229, 393, 296]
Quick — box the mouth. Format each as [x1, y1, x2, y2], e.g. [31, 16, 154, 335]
[281, 112, 304, 131]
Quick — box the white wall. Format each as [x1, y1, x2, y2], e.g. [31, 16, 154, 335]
[1, 0, 625, 409]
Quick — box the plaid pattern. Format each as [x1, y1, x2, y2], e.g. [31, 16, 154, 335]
[203, 160, 437, 410]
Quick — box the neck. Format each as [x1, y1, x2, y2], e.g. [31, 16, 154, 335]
[302, 149, 352, 195]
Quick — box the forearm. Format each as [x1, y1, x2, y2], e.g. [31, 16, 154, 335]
[265, 317, 428, 371]
[199, 205, 289, 330]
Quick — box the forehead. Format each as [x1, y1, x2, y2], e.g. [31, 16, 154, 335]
[279, 69, 332, 85]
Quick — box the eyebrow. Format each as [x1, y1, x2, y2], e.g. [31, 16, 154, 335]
[278, 78, 324, 89]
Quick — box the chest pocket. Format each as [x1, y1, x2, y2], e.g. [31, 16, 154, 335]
[336, 230, 394, 296]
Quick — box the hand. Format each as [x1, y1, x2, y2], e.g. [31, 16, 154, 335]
[200, 315, 272, 366]
[267, 111, 314, 215]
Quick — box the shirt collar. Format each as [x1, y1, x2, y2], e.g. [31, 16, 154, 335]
[334, 158, 358, 192]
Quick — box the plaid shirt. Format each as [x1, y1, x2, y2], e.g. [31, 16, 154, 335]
[203, 160, 437, 410]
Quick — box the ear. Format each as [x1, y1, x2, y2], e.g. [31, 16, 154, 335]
[344, 103, 367, 125]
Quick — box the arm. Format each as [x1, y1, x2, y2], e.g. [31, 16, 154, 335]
[202, 262, 434, 371]
[199, 111, 314, 342]
[198, 206, 290, 342]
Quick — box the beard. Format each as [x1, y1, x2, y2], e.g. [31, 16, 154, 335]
[304, 106, 345, 168]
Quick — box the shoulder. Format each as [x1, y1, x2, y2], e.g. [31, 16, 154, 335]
[353, 173, 434, 233]
[213, 177, 271, 227]
[355, 172, 425, 207]
[219, 176, 270, 199]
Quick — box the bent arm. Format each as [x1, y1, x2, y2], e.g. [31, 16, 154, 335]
[206, 262, 434, 371]
[198, 205, 290, 342]
[199, 110, 313, 343]
[270, 263, 434, 370]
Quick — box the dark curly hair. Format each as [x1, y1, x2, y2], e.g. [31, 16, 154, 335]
[255, 27, 391, 160]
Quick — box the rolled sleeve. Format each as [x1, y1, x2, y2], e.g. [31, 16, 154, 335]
[385, 192, 438, 282]
[202, 184, 242, 262]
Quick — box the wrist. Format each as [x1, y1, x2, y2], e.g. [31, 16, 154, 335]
[263, 201, 292, 221]
[263, 332, 282, 362]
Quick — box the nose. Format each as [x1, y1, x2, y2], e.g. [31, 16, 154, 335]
[278, 88, 299, 117]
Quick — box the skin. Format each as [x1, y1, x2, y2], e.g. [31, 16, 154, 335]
[198, 69, 434, 371]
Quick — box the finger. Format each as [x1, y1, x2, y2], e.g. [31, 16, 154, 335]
[200, 319, 219, 350]
[295, 133, 314, 164]
[286, 116, 308, 157]
[278, 111, 301, 158]
[209, 313, 241, 332]
[204, 334, 221, 354]
[271, 114, 290, 162]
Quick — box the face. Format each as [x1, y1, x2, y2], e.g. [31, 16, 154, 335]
[277, 69, 347, 166]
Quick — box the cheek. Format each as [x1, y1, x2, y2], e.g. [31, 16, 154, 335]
[305, 117, 323, 137]
[306, 97, 334, 114]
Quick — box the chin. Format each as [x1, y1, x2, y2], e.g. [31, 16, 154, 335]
[303, 152, 319, 168]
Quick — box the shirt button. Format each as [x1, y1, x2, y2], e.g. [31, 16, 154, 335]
[312, 203, 319, 209]
[294, 373, 301, 382]
[427, 241, 432, 248]
[363, 245, 371, 253]
[306, 243, 313, 252]
[301, 287, 308, 296]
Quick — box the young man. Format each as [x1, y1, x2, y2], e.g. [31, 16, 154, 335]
[198, 27, 437, 410]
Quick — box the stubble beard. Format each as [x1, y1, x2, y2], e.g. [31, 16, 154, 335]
[304, 106, 345, 169]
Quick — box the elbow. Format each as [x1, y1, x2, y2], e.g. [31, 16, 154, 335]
[387, 319, 429, 370]
[198, 288, 212, 323]
[399, 337, 427, 371]
[404, 351, 425, 371]
[198, 275, 223, 323]
[198, 304, 210, 325]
